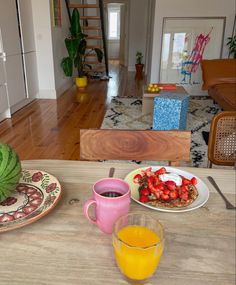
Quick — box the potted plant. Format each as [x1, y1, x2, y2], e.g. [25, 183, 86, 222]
[135, 51, 144, 80]
[61, 9, 103, 88]
[227, 35, 236, 58]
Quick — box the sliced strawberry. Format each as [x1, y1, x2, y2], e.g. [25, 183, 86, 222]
[148, 177, 159, 193]
[169, 190, 179, 199]
[156, 183, 165, 191]
[140, 188, 150, 196]
[147, 176, 154, 184]
[149, 185, 159, 193]
[133, 174, 142, 183]
[139, 195, 149, 203]
[191, 177, 197, 185]
[180, 192, 189, 201]
[154, 192, 160, 199]
[143, 167, 153, 177]
[165, 180, 176, 191]
[180, 185, 188, 192]
[163, 189, 170, 195]
[153, 176, 161, 185]
[161, 193, 169, 200]
[182, 178, 191, 185]
[155, 167, 167, 175]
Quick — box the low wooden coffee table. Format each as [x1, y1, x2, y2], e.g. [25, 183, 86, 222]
[142, 85, 188, 115]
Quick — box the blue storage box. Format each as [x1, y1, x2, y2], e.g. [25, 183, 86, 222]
[152, 93, 190, 130]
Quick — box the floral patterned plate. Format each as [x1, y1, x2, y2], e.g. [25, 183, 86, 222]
[0, 169, 62, 233]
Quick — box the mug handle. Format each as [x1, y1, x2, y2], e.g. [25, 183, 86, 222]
[83, 199, 97, 225]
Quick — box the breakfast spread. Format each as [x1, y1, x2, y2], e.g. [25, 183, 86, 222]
[133, 167, 198, 208]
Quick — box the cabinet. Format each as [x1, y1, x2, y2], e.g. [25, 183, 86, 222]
[0, 0, 38, 121]
[0, 58, 9, 116]
[18, 0, 38, 100]
[0, 0, 26, 110]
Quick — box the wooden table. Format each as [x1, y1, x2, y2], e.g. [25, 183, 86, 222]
[142, 85, 188, 115]
[1, 160, 235, 285]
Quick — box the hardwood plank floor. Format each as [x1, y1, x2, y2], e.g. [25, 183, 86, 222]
[0, 62, 144, 160]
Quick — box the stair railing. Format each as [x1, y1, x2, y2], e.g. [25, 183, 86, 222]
[98, 0, 109, 78]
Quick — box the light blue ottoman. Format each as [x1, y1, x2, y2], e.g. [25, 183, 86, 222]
[152, 93, 190, 130]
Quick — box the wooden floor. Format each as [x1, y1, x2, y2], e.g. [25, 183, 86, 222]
[0, 62, 144, 160]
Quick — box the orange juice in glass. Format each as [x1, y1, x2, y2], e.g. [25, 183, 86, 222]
[112, 213, 164, 283]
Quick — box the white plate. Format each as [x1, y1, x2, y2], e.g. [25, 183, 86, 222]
[124, 166, 209, 213]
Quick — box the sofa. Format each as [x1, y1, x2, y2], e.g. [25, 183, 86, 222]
[201, 59, 236, 111]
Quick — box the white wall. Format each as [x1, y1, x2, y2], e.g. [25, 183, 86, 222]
[150, 0, 236, 82]
[31, 0, 55, 98]
[31, 0, 72, 99]
[51, 0, 73, 96]
[128, 0, 149, 71]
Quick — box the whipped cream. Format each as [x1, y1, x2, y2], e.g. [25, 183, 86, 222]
[159, 173, 182, 186]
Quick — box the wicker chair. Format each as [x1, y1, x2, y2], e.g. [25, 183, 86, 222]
[208, 111, 236, 167]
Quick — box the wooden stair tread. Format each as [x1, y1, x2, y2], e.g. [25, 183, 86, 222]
[84, 61, 104, 65]
[86, 53, 99, 57]
[82, 26, 101, 30]
[86, 36, 102, 40]
[87, 68, 105, 72]
[87, 45, 103, 49]
[81, 16, 100, 20]
[69, 4, 99, 8]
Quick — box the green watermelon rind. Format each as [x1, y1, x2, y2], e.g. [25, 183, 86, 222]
[2, 161, 21, 181]
[0, 143, 22, 202]
[0, 170, 21, 185]
[0, 156, 21, 182]
[1, 149, 20, 179]
[0, 144, 11, 177]
[0, 180, 21, 201]
[0, 180, 20, 200]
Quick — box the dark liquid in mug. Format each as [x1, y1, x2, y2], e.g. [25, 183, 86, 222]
[100, 191, 123, 198]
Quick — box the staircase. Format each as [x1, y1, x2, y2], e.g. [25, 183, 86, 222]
[65, 0, 109, 80]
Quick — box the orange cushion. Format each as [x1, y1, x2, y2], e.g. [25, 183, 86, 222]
[201, 59, 236, 90]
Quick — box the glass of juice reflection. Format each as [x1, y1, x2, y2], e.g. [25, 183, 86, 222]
[112, 213, 164, 283]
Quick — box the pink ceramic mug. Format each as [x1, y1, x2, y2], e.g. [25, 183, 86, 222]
[83, 178, 131, 234]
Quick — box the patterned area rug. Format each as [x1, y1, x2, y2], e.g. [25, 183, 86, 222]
[101, 96, 221, 168]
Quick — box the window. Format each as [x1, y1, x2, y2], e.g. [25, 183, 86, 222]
[108, 7, 120, 40]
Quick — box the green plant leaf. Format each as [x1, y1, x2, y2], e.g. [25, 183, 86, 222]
[227, 35, 236, 58]
[78, 39, 87, 55]
[94, 48, 103, 63]
[65, 38, 78, 59]
[71, 9, 81, 37]
[61, 57, 73, 77]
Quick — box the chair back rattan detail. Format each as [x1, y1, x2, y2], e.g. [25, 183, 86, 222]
[208, 111, 236, 167]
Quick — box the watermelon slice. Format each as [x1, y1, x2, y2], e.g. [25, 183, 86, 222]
[0, 143, 22, 202]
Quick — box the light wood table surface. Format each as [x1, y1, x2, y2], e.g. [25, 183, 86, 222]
[1, 160, 235, 285]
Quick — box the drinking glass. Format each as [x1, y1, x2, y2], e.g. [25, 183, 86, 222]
[112, 212, 164, 284]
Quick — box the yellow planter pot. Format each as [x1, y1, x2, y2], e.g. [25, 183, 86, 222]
[75, 76, 88, 88]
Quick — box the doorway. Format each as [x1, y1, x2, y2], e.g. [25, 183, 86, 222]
[106, 1, 128, 67]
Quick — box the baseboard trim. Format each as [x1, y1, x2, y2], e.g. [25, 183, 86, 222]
[37, 89, 57, 99]
[10, 98, 35, 115]
[0, 109, 11, 122]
